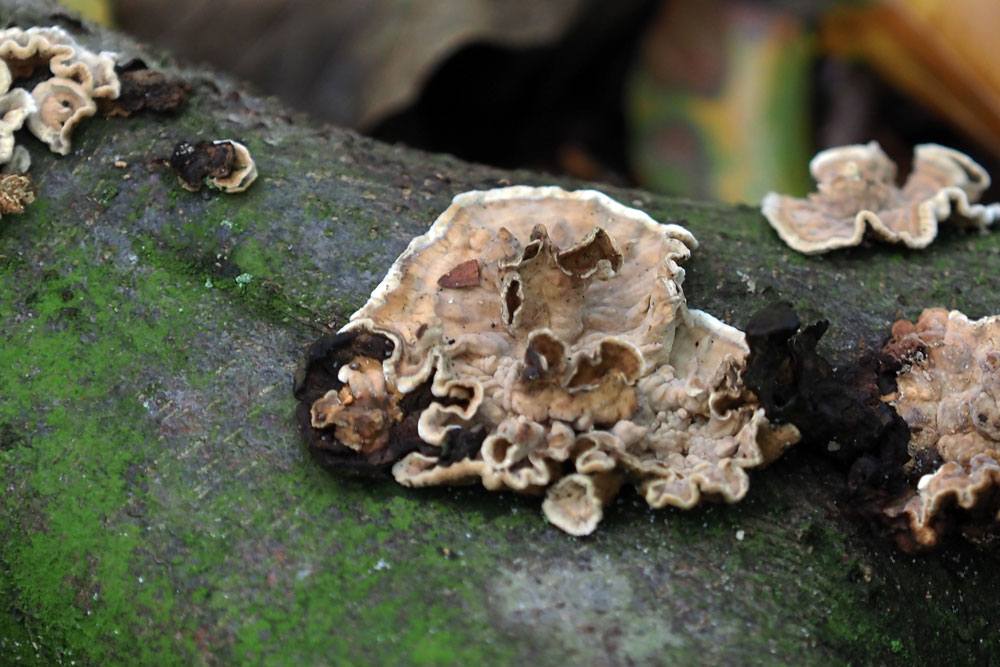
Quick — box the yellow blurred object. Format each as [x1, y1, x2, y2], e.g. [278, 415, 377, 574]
[627, 0, 813, 204]
[823, 0, 1000, 158]
[57, 0, 113, 26]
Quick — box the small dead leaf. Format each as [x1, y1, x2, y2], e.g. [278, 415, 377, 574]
[437, 259, 480, 288]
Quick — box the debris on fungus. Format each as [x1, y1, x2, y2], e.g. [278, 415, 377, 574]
[295, 186, 799, 535]
[0, 172, 35, 215]
[170, 140, 258, 193]
[761, 142, 1000, 254]
[98, 68, 190, 117]
[880, 308, 1000, 548]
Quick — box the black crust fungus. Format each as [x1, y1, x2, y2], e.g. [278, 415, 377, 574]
[743, 302, 923, 546]
[169, 140, 235, 190]
[100, 68, 190, 117]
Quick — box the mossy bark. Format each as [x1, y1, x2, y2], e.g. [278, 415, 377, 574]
[2, 2, 1000, 664]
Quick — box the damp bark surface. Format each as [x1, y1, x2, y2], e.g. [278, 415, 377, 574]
[2, 2, 1000, 664]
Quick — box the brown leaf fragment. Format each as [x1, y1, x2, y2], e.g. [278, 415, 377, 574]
[437, 258, 479, 288]
[99, 69, 190, 117]
[0, 173, 35, 215]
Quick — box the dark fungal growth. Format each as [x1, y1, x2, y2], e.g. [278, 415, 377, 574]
[743, 302, 1000, 552]
[169, 140, 234, 189]
[293, 330, 483, 474]
[743, 302, 909, 472]
[99, 67, 190, 117]
[169, 139, 257, 192]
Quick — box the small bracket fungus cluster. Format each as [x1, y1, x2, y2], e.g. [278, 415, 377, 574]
[762, 142, 1000, 254]
[0, 26, 120, 169]
[170, 140, 257, 193]
[295, 186, 799, 535]
[881, 308, 1000, 548]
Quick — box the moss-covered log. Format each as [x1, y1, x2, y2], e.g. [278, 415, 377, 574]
[2, 2, 1000, 664]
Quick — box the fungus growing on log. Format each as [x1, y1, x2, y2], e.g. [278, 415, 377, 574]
[0, 77, 34, 172]
[296, 186, 799, 535]
[0, 25, 120, 161]
[762, 142, 1000, 254]
[881, 308, 1000, 548]
[0, 26, 119, 98]
[170, 140, 258, 193]
[26, 77, 97, 155]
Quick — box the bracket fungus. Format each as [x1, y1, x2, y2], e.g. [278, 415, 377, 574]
[0, 75, 34, 172]
[881, 308, 1000, 548]
[762, 142, 1000, 254]
[26, 77, 97, 155]
[170, 140, 258, 193]
[295, 186, 799, 535]
[0, 26, 119, 98]
[0, 26, 120, 161]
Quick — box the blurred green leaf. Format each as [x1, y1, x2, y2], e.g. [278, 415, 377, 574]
[627, 0, 813, 203]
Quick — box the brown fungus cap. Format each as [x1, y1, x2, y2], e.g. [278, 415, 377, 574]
[0, 26, 119, 98]
[298, 186, 800, 535]
[26, 77, 96, 156]
[762, 142, 1000, 254]
[881, 308, 1000, 547]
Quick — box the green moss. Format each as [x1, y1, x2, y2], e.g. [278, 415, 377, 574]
[0, 255, 211, 664]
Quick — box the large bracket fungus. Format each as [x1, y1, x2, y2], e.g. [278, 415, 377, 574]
[296, 186, 799, 535]
[762, 142, 1000, 254]
[881, 308, 1000, 548]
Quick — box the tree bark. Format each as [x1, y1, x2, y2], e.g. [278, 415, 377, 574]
[2, 2, 999, 664]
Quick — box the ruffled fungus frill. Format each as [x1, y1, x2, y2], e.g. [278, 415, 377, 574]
[295, 186, 799, 535]
[26, 77, 97, 156]
[0, 26, 120, 160]
[0, 72, 34, 172]
[762, 142, 1000, 254]
[881, 308, 1000, 548]
[0, 26, 119, 98]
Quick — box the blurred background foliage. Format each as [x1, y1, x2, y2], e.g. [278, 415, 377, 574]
[60, 0, 1000, 204]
